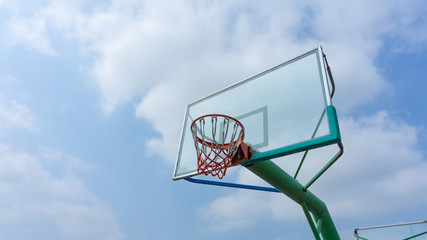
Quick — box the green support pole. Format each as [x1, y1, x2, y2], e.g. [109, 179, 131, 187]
[246, 160, 340, 240]
[301, 202, 322, 240]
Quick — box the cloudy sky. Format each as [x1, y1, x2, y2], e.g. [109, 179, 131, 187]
[1, 0, 427, 239]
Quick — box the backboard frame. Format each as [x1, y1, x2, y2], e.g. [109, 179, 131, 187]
[173, 46, 341, 180]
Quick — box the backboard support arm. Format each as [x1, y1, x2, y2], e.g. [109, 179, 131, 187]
[304, 142, 344, 191]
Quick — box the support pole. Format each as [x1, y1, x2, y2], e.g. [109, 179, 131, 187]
[246, 160, 340, 240]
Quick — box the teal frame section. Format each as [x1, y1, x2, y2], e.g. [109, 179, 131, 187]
[240, 105, 341, 167]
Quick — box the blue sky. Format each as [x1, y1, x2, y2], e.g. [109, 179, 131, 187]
[0, 0, 426, 239]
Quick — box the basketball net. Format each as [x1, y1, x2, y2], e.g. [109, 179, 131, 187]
[191, 114, 250, 179]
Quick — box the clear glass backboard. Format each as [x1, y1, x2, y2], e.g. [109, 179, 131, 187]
[173, 46, 341, 180]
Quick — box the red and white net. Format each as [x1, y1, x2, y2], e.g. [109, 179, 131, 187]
[191, 114, 244, 179]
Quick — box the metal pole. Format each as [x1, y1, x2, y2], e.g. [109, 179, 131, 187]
[246, 160, 340, 240]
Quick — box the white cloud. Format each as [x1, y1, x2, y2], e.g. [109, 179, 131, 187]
[199, 191, 272, 231]
[3, 0, 426, 112]
[318, 112, 427, 218]
[9, 17, 56, 55]
[322, 45, 391, 111]
[0, 76, 36, 133]
[0, 144, 125, 240]
[39, 147, 97, 177]
[0, 76, 124, 239]
[135, 81, 192, 161]
[0, 98, 36, 132]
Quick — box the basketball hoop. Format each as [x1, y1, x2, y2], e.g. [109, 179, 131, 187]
[191, 114, 250, 179]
